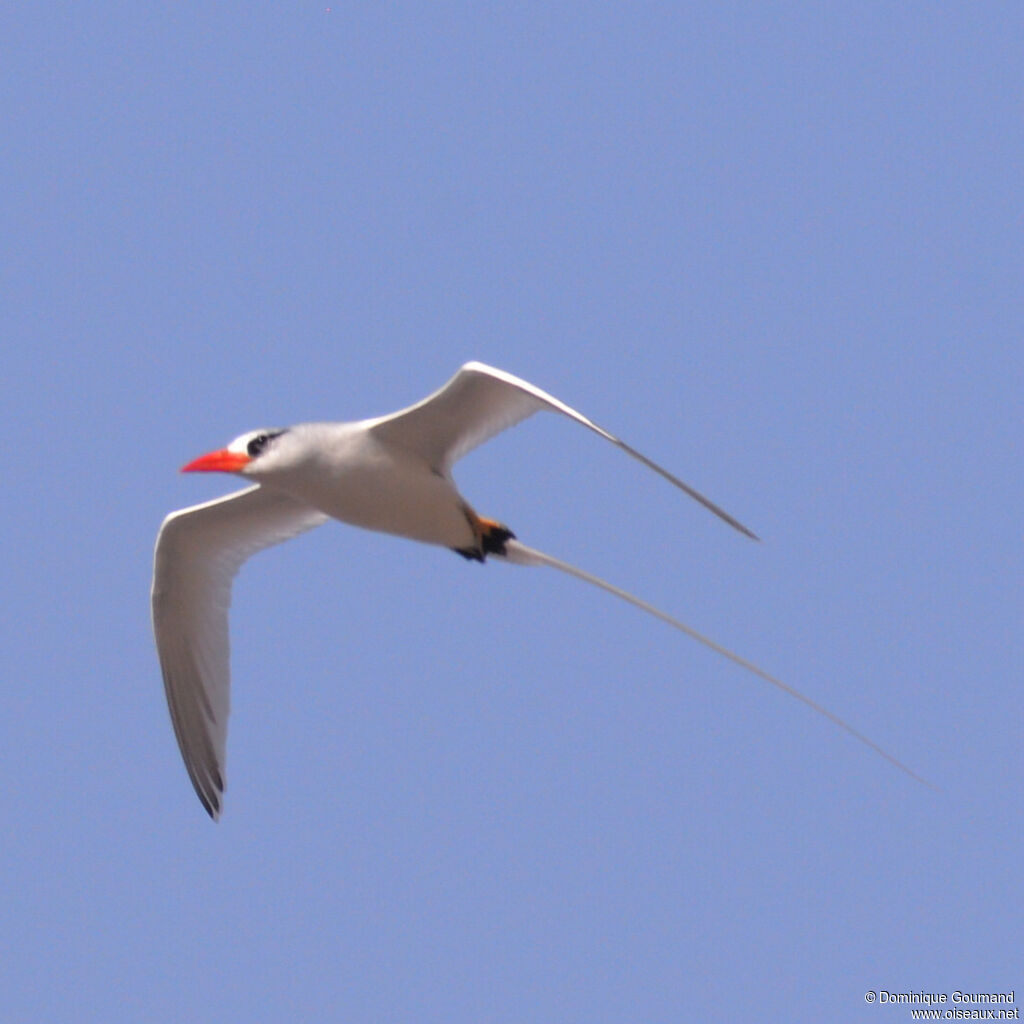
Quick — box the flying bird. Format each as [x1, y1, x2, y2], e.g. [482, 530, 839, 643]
[152, 362, 928, 818]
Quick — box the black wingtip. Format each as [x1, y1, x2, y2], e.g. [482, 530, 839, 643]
[194, 782, 222, 821]
[714, 510, 759, 541]
[709, 502, 759, 541]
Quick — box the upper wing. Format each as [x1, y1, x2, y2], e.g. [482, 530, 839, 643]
[368, 361, 757, 539]
[151, 484, 329, 819]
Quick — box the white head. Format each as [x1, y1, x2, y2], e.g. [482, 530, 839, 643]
[181, 428, 291, 476]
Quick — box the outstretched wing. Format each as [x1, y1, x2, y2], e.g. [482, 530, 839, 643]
[368, 361, 757, 539]
[152, 485, 328, 819]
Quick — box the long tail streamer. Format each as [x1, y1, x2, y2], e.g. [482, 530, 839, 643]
[498, 539, 933, 789]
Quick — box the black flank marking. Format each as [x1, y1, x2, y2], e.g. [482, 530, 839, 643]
[481, 524, 516, 557]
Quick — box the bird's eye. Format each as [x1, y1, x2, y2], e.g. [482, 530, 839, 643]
[247, 433, 271, 457]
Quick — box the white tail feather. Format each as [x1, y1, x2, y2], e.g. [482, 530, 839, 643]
[498, 538, 933, 789]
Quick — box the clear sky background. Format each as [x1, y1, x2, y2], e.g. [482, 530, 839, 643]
[3, 5, 1020, 1022]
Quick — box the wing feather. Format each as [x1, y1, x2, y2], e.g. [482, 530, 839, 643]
[151, 485, 328, 819]
[369, 362, 757, 538]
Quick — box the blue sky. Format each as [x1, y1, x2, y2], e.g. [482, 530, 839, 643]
[3, 4, 1020, 1021]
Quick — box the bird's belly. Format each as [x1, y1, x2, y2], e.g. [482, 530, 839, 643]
[281, 446, 475, 549]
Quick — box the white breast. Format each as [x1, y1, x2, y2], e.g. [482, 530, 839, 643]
[263, 422, 477, 549]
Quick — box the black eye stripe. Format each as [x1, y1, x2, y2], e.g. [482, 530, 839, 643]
[246, 430, 284, 458]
